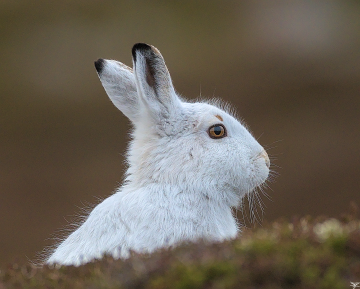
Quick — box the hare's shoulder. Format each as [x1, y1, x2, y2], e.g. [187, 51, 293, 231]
[47, 193, 132, 265]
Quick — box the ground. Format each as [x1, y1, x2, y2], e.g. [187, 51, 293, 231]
[1, 212, 360, 289]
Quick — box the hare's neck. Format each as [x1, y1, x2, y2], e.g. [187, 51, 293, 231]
[126, 182, 239, 239]
[124, 181, 240, 209]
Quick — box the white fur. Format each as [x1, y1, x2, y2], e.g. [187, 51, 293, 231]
[46, 44, 270, 266]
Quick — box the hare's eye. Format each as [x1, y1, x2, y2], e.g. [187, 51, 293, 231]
[208, 124, 227, 139]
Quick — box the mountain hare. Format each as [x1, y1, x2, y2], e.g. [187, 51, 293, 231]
[46, 43, 270, 266]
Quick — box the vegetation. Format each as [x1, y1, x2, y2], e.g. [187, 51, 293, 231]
[1, 214, 359, 289]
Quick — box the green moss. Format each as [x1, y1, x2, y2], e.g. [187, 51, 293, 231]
[326, 234, 348, 255]
[321, 265, 346, 289]
[1, 217, 359, 289]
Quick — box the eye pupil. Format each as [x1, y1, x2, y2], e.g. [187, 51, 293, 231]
[213, 126, 222, 135]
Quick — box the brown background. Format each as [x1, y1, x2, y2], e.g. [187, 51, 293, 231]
[1, 0, 359, 265]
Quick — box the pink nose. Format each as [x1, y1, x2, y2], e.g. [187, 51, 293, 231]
[260, 150, 270, 168]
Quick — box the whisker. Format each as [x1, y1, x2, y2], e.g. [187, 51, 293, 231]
[264, 145, 279, 151]
[268, 152, 283, 157]
[238, 197, 250, 229]
[269, 157, 278, 161]
[256, 132, 264, 141]
[264, 139, 283, 148]
[261, 185, 273, 201]
[212, 87, 217, 98]
[270, 164, 282, 169]
[269, 165, 281, 177]
[255, 191, 265, 212]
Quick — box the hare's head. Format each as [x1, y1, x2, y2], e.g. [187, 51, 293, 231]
[95, 43, 270, 206]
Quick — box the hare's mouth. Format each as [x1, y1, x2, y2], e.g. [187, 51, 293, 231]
[251, 157, 271, 187]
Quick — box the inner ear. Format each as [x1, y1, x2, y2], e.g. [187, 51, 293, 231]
[145, 58, 156, 88]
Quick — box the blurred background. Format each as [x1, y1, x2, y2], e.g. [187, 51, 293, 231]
[1, 0, 359, 265]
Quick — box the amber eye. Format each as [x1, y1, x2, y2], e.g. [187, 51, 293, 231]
[208, 124, 227, 139]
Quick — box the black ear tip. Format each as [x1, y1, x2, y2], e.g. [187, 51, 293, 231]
[132, 43, 151, 61]
[94, 59, 105, 74]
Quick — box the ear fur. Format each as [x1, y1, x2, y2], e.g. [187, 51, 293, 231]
[94, 59, 139, 123]
[131, 43, 182, 121]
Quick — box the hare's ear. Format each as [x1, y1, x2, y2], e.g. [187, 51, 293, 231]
[131, 43, 182, 121]
[94, 59, 139, 123]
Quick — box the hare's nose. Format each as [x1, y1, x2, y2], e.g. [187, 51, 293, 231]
[260, 150, 270, 168]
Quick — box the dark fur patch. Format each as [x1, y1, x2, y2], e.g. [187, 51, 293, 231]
[145, 58, 156, 88]
[132, 43, 151, 63]
[94, 59, 105, 74]
[132, 43, 157, 89]
[215, 114, 223, 121]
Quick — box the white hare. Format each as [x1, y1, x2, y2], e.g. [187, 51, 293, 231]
[46, 43, 270, 266]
